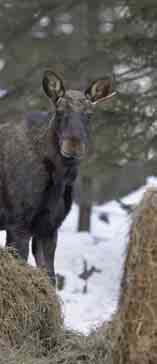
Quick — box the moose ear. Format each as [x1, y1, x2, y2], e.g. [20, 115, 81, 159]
[85, 78, 116, 104]
[42, 70, 65, 103]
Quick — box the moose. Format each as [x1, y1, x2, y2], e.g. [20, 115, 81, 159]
[0, 70, 115, 283]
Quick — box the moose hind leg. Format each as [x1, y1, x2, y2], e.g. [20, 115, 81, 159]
[6, 228, 30, 261]
[32, 232, 57, 285]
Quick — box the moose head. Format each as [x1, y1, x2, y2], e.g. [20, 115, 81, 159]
[43, 70, 116, 161]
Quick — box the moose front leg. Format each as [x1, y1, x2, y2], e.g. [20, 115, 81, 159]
[6, 227, 30, 261]
[32, 231, 57, 285]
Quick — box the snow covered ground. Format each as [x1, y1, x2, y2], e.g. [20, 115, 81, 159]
[0, 176, 157, 334]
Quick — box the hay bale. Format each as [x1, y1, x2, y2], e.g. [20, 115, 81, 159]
[112, 187, 157, 364]
[0, 247, 63, 354]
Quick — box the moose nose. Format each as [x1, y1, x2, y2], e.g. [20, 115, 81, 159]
[61, 137, 86, 159]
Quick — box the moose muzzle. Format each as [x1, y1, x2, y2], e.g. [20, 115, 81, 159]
[60, 138, 86, 160]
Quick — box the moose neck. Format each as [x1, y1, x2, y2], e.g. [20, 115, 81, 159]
[32, 111, 79, 183]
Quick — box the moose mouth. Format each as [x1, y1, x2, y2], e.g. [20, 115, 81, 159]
[60, 149, 84, 160]
[60, 139, 85, 161]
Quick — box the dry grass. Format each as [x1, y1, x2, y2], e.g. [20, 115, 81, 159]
[0, 248, 63, 356]
[113, 187, 157, 364]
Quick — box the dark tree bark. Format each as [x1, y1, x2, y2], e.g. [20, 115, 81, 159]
[78, 176, 92, 231]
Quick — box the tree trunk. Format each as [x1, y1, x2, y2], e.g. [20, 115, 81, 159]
[78, 176, 92, 232]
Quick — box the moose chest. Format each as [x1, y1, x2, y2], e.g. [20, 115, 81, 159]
[31, 158, 77, 237]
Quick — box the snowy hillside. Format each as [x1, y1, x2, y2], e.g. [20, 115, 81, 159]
[0, 176, 157, 334]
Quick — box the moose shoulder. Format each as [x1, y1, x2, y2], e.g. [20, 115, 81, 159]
[0, 70, 115, 283]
